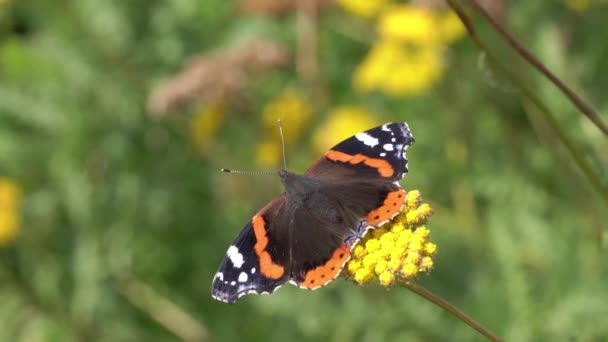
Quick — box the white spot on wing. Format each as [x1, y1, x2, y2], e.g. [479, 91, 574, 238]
[226, 245, 244, 268]
[251, 267, 256, 274]
[215, 272, 224, 281]
[380, 152, 386, 157]
[381, 124, 392, 132]
[383, 144, 394, 151]
[355, 133, 379, 147]
[238, 272, 249, 282]
[230, 281, 236, 286]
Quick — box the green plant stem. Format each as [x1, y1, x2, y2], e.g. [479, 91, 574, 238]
[113, 273, 210, 342]
[0, 258, 84, 340]
[403, 282, 503, 342]
[467, 0, 608, 136]
[446, 0, 608, 205]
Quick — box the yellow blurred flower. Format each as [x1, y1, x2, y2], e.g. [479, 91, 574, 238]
[354, 40, 443, 96]
[353, 39, 404, 93]
[383, 44, 443, 96]
[379, 6, 465, 45]
[256, 138, 282, 169]
[0, 178, 22, 247]
[353, 4, 464, 97]
[343, 190, 435, 287]
[337, 0, 390, 18]
[440, 11, 466, 43]
[566, 0, 590, 12]
[189, 103, 224, 153]
[378, 5, 439, 45]
[256, 91, 312, 168]
[261, 90, 311, 145]
[313, 106, 380, 154]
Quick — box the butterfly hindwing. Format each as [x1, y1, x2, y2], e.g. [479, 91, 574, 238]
[212, 198, 289, 304]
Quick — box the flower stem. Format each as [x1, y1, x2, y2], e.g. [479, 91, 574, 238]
[466, 0, 608, 136]
[113, 273, 210, 342]
[446, 0, 608, 206]
[403, 282, 504, 342]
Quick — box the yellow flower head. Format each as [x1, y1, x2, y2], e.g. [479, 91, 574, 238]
[566, 0, 590, 12]
[354, 4, 464, 97]
[354, 39, 444, 96]
[343, 190, 436, 287]
[261, 90, 311, 145]
[0, 178, 22, 247]
[257, 90, 311, 168]
[313, 106, 380, 154]
[440, 11, 466, 43]
[189, 103, 224, 153]
[379, 5, 465, 46]
[378, 5, 439, 46]
[337, 0, 390, 18]
[256, 138, 282, 169]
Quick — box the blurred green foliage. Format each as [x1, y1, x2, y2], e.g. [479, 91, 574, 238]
[1, 0, 607, 341]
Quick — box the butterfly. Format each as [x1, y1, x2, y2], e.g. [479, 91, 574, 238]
[212, 122, 414, 303]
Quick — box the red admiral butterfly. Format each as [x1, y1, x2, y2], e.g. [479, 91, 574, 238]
[212, 122, 414, 303]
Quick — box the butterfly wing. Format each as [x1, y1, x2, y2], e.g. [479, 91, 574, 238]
[306, 122, 414, 183]
[212, 197, 290, 304]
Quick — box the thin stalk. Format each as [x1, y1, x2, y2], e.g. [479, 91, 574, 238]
[446, 0, 608, 205]
[113, 273, 210, 342]
[403, 282, 504, 342]
[0, 258, 84, 340]
[467, 0, 608, 136]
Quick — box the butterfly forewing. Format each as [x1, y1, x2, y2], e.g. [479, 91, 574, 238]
[306, 122, 414, 182]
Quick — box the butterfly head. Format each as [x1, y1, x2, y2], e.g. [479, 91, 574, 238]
[279, 169, 316, 197]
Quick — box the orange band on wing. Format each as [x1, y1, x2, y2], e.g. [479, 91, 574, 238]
[366, 189, 406, 226]
[298, 243, 350, 289]
[252, 215, 285, 279]
[325, 150, 394, 178]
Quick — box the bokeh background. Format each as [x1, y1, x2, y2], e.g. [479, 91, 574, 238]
[1, 0, 608, 341]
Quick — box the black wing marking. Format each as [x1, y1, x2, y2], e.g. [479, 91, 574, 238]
[211, 209, 289, 304]
[307, 122, 414, 182]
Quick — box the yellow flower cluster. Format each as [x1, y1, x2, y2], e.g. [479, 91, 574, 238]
[566, 0, 591, 12]
[336, 0, 390, 18]
[312, 106, 380, 155]
[343, 190, 436, 287]
[351, 4, 465, 97]
[257, 90, 311, 168]
[0, 178, 22, 247]
[190, 103, 224, 153]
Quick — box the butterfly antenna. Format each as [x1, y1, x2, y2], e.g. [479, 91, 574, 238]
[278, 119, 288, 170]
[221, 169, 276, 176]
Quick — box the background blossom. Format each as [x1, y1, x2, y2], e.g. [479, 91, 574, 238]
[256, 90, 311, 168]
[353, 3, 465, 97]
[566, 0, 591, 12]
[189, 103, 225, 153]
[0, 178, 22, 246]
[337, 0, 391, 18]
